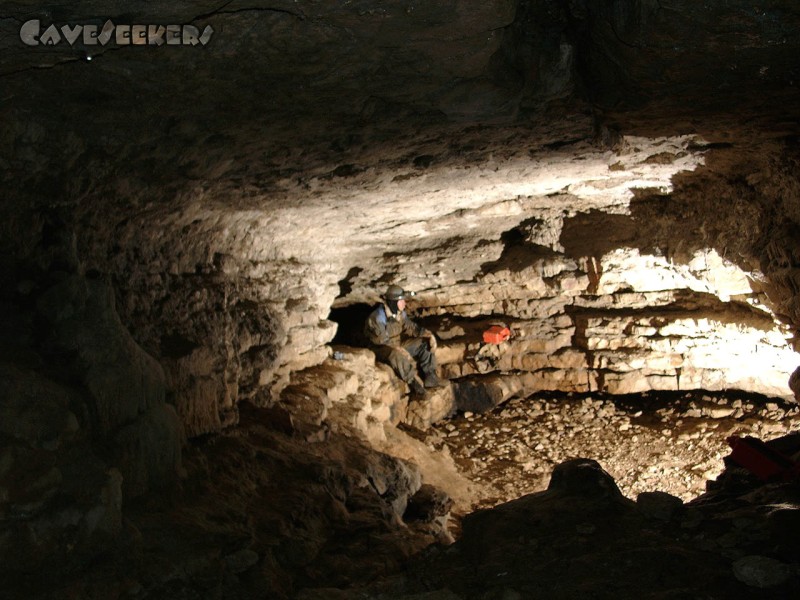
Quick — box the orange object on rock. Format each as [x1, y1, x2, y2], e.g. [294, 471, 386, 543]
[483, 325, 511, 344]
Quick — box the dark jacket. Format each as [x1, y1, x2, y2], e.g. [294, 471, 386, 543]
[364, 304, 425, 348]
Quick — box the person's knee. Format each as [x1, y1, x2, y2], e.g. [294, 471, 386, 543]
[387, 349, 415, 380]
[406, 339, 436, 371]
[405, 338, 430, 359]
[388, 348, 412, 368]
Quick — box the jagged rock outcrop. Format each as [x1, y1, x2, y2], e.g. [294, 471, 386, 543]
[36, 275, 182, 495]
[276, 348, 477, 510]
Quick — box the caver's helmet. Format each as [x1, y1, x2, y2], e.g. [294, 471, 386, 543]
[384, 284, 405, 301]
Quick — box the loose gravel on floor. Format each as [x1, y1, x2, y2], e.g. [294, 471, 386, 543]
[423, 390, 800, 509]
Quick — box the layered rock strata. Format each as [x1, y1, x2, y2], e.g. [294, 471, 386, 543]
[75, 129, 800, 439]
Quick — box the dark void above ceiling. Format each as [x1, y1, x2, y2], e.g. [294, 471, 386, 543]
[2, 0, 799, 154]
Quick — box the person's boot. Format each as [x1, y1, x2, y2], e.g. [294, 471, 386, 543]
[423, 372, 447, 388]
[409, 376, 426, 397]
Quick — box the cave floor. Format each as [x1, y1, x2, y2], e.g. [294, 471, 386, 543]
[417, 390, 800, 511]
[17, 390, 799, 600]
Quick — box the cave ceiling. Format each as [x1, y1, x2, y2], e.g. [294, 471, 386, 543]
[2, 1, 800, 411]
[2, 0, 798, 212]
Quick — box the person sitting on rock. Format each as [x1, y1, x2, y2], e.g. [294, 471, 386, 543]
[364, 284, 446, 396]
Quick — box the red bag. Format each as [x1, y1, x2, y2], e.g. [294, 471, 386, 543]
[726, 435, 800, 481]
[483, 325, 511, 345]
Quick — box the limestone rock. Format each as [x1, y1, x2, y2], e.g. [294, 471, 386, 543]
[403, 484, 454, 523]
[224, 548, 260, 574]
[0, 459, 122, 574]
[733, 555, 793, 588]
[546, 458, 626, 501]
[376, 425, 478, 514]
[35, 276, 182, 497]
[281, 347, 407, 443]
[0, 357, 129, 578]
[37, 277, 168, 435]
[114, 404, 183, 498]
[2, 1, 800, 597]
[404, 385, 456, 431]
[789, 365, 800, 402]
[452, 375, 523, 414]
[636, 491, 683, 521]
[0, 364, 79, 450]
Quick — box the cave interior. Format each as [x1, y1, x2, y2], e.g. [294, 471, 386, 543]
[2, 1, 800, 598]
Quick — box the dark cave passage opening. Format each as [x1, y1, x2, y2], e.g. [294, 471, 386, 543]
[328, 303, 373, 347]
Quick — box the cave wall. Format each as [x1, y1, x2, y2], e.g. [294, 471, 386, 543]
[6, 125, 800, 441]
[72, 128, 800, 438]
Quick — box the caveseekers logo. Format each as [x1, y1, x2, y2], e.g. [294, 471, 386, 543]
[20, 19, 213, 47]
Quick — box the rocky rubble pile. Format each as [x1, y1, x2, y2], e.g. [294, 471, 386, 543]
[424, 390, 800, 507]
[271, 344, 800, 515]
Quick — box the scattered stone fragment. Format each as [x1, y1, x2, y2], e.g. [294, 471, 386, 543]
[705, 406, 735, 419]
